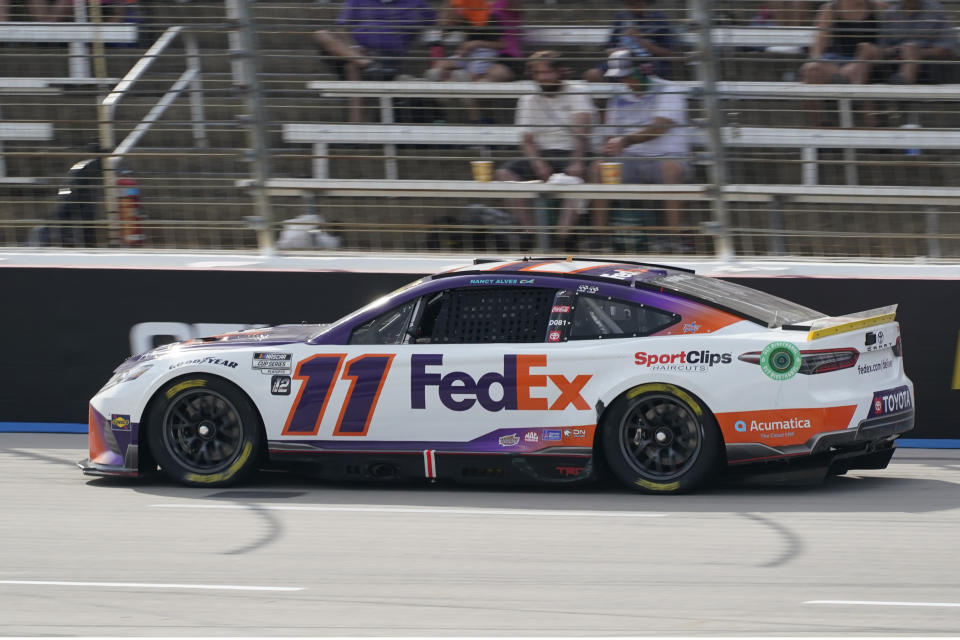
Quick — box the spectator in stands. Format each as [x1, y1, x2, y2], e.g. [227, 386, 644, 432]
[313, 0, 435, 122]
[588, 49, 690, 252]
[880, 0, 958, 84]
[427, 0, 524, 83]
[583, 0, 679, 81]
[802, 0, 883, 85]
[800, 0, 883, 125]
[0, 0, 71, 21]
[34, 0, 71, 21]
[495, 50, 595, 249]
[426, 0, 524, 122]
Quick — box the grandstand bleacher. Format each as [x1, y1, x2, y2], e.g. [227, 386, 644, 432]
[0, 0, 959, 257]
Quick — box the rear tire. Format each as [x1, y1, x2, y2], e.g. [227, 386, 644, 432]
[601, 383, 721, 494]
[146, 376, 261, 487]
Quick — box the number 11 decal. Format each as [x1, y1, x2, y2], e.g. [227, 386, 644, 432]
[282, 354, 394, 437]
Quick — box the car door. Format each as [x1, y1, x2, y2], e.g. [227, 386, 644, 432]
[395, 284, 605, 451]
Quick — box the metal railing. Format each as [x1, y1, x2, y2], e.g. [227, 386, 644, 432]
[1, 0, 959, 259]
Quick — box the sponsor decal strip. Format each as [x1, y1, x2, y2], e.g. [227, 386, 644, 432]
[717, 406, 858, 446]
[806, 312, 897, 340]
[273, 426, 596, 454]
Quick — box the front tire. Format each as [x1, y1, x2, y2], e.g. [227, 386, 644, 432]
[146, 376, 261, 487]
[601, 383, 721, 494]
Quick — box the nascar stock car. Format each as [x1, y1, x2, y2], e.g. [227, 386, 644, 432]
[81, 258, 914, 493]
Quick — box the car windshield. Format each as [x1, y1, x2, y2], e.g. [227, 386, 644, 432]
[648, 273, 823, 327]
[309, 277, 429, 340]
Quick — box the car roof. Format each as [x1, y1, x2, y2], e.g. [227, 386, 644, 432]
[437, 257, 694, 288]
[433, 258, 822, 328]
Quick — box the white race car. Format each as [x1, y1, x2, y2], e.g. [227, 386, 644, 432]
[82, 258, 914, 493]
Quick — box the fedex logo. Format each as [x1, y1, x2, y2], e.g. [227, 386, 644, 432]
[411, 354, 591, 412]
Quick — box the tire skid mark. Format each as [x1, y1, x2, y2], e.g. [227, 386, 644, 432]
[740, 512, 803, 567]
[221, 503, 283, 555]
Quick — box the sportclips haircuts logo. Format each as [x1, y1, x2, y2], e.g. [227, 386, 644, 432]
[411, 354, 591, 411]
[634, 350, 732, 372]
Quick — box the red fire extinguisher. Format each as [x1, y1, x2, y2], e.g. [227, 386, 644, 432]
[117, 169, 143, 247]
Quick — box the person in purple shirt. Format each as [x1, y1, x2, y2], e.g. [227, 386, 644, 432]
[313, 0, 435, 121]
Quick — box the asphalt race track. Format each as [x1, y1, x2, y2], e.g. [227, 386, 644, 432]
[2, 434, 960, 635]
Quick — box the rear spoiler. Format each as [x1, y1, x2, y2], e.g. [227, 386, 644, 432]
[805, 305, 898, 341]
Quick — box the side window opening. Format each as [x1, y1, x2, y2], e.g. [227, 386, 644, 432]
[569, 294, 678, 340]
[413, 287, 556, 344]
[348, 299, 418, 345]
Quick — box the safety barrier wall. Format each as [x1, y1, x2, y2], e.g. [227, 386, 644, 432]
[1, 261, 957, 439]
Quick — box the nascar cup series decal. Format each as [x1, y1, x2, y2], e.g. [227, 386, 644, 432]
[760, 341, 802, 381]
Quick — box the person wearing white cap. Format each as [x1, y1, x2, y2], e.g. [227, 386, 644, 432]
[590, 48, 691, 252]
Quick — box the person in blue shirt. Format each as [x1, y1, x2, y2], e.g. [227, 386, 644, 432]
[583, 0, 679, 81]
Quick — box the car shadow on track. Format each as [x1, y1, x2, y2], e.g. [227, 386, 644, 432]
[79, 459, 960, 515]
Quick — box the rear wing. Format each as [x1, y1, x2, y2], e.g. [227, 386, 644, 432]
[805, 305, 898, 341]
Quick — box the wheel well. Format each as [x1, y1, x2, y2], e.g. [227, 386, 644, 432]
[138, 373, 269, 474]
[594, 382, 727, 467]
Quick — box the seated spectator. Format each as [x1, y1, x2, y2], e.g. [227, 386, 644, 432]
[800, 0, 883, 125]
[583, 0, 679, 82]
[495, 50, 595, 250]
[0, 0, 71, 21]
[589, 49, 691, 252]
[880, 0, 958, 84]
[427, 0, 524, 84]
[801, 0, 883, 85]
[313, 0, 435, 122]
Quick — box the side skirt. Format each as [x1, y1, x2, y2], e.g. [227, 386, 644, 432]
[267, 448, 595, 485]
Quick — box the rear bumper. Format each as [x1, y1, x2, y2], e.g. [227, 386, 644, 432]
[726, 408, 914, 465]
[810, 409, 914, 455]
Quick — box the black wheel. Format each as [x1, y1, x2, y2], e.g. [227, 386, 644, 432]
[601, 383, 722, 494]
[146, 376, 261, 487]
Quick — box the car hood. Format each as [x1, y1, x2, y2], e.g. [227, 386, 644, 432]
[181, 324, 322, 347]
[114, 324, 325, 372]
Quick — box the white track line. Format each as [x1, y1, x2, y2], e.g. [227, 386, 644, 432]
[806, 600, 960, 608]
[151, 503, 667, 518]
[0, 580, 302, 592]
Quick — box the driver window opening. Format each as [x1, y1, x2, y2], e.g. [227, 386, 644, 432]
[411, 287, 555, 344]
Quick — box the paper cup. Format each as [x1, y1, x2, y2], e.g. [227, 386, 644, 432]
[600, 162, 622, 185]
[471, 160, 494, 182]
